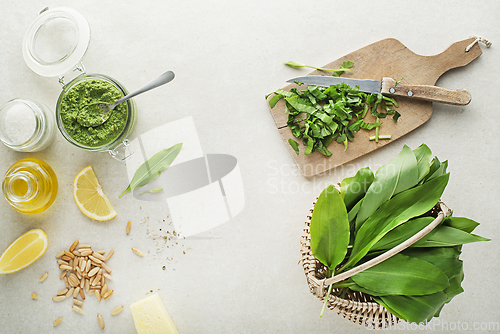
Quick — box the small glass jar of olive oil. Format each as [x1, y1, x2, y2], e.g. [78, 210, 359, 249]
[2, 158, 58, 214]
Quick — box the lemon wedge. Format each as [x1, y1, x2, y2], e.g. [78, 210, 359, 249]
[0, 229, 48, 275]
[73, 166, 117, 221]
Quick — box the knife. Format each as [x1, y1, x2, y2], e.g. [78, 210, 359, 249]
[286, 76, 471, 106]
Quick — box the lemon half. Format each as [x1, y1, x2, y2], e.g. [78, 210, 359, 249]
[73, 166, 117, 221]
[0, 229, 48, 275]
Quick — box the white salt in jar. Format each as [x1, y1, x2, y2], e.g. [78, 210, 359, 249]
[0, 98, 55, 152]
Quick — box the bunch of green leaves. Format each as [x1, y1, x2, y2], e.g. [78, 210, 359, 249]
[267, 81, 398, 156]
[309, 144, 489, 323]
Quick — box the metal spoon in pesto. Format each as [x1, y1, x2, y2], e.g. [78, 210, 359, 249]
[80, 70, 175, 127]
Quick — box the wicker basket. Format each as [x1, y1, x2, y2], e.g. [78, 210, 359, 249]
[299, 186, 451, 329]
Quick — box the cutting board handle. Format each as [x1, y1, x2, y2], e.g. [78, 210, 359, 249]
[427, 38, 482, 81]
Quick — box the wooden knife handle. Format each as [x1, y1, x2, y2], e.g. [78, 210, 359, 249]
[381, 77, 471, 105]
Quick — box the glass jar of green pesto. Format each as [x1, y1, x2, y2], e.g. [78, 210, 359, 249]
[22, 7, 137, 161]
[55, 74, 137, 160]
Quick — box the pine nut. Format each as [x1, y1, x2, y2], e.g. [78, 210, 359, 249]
[88, 267, 100, 277]
[103, 290, 114, 300]
[57, 288, 69, 296]
[92, 252, 106, 261]
[111, 306, 124, 315]
[132, 248, 144, 257]
[66, 287, 74, 298]
[72, 305, 84, 315]
[89, 255, 102, 264]
[101, 262, 112, 273]
[97, 314, 105, 329]
[69, 240, 79, 252]
[39, 272, 49, 282]
[79, 249, 93, 256]
[63, 250, 74, 259]
[105, 249, 114, 261]
[53, 317, 62, 327]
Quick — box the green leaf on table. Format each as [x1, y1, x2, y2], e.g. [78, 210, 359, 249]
[355, 145, 419, 230]
[413, 144, 432, 183]
[374, 292, 448, 324]
[342, 173, 450, 271]
[351, 253, 449, 295]
[119, 143, 182, 198]
[310, 185, 350, 271]
[340, 167, 374, 211]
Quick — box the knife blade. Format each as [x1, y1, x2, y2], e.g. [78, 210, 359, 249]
[286, 76, 471, 106]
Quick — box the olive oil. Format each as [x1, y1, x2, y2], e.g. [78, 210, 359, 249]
[2, 158, 58, 214]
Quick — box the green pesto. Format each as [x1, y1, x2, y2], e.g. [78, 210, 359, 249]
[60, 79, 127, 147]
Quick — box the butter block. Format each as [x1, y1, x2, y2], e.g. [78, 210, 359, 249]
[130, 294, 179, 334]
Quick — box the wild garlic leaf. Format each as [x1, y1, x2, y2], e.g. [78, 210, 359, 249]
[119, 143, 182, 198]
[342, 173, 450, 271]
[340, 167, 374, 211]
[369, 216, 434, 252]
[425, 160, 448, 183]
[442, 272, 464, 303]
[414, 225, 491, 247]
[310, 185, 350, 271]
[374, 292, 448, 324]
[400, 247, 463, 279]
[351, 253, 449, 295]
[413, 143, 433, 183]
[442, 216, 480, 233]
[355, 145, 419, 229]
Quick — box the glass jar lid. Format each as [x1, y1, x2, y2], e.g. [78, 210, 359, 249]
[22, 7, 90, 77]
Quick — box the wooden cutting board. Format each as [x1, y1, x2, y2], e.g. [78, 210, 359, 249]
[267, 38, 482, 177]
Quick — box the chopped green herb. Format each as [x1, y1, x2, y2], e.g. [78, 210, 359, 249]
[284, 61, 354, 76]
[268, 81, 398, 156]
[139, 187, 164, 195]
[369, 135, 391, 141]
[332, 61, 354, 77]
[288, 138, 300, 155]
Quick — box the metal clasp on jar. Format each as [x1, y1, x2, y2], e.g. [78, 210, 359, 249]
[108, 139, 134, 161]
[58, 62, 86, 87]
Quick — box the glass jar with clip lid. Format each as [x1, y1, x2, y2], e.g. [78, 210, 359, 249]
[22, 7, 137, 161]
